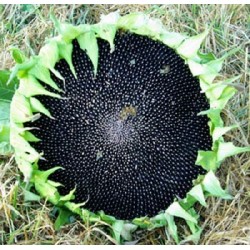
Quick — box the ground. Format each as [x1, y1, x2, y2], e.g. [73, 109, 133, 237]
[0, 4, 249, 245]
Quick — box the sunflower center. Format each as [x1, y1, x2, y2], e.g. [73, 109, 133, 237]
[106, 118, 132, 144]
[102, 105, 138, 145]
[30, 32, 212, 220]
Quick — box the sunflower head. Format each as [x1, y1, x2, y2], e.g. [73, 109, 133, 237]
[9, 11, 250, 244]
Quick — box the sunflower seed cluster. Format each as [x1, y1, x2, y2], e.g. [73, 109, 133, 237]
[31, 32, 211, 219]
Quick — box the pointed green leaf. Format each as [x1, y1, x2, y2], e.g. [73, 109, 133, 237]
[117, 13, 147, 30]
[202, 171, 232, 199]
[77, 31, 99, 75]
[92, 24, 116, 52]
[196, 150, 217, 171]
[99, 211, 116, 224]
[54, 208, 73, 230]
[23, 131, 40, 142]
[177, 30, 209, 58]
[217, 142, 250, 162]
[18, 75, 61, 98]
[166, 202, 197, 223]
[34, 181, 60, 205]
[51, 14, 90, 42]
[150, 213, 168, 228]
[198, 109, 224, 128]
[188, 58, 223, 84]
[12, 124, 34, 135]
[161, 31, 187, 49]
[15, 149, 39, 163]
[10, 136, 40, 163]
[182, 221, 202, 244]
[65, 201, 86, 215]
[0, 70, 15, 154]
[205, 76, 241, 101]
[47, 180, 63, 187]
[197, 51, 216, 64]
[212, 125, 238, 142]
[188, 59, 208, 77]
[29, 64, 60, 91]
[165, 213, 179, 243]
[39, 40, 59, 69]
[10, 48, 26, 64]
[100, 11, 120, 25]
[11, 131, 40, 162]
[210, 86, 237, 109]
[180, 208, 201, 244]
[10, 92, 33, 123]
[39, 40, 64, 81]
[205, 84, 228, 101]
[180, 194, 198, 211]
[15, 157, 33, 182]
[188, 184, 207, 207]
[30, 97, 52, 118]
[58, 41, 76, 78]
[112, 220, 124, 244]
[59, 188, 76, 202]
[120, 223, 137, 241]
[200, 47, 240, 84]
[199, 78, 211, 93]
[132, 216, 151, 228]
[7, 58, 37, 86]
[22, 188, 41, 202]
[203, 57, 224, 78]
[35, 166, 62, 182]
[130, 18, 164, 38]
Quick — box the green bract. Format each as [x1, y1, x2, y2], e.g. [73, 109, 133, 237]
[8, 12, 250, 244]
